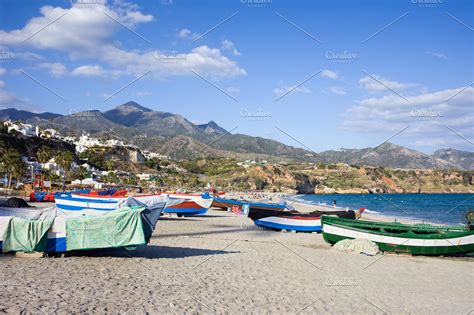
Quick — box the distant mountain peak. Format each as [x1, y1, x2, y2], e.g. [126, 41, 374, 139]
[0, 107, 62, 121]
[197, 120, 228, 135]
[116, 101, 152, 113]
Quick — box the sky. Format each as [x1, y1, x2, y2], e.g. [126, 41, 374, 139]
[0, 0, 472, 154]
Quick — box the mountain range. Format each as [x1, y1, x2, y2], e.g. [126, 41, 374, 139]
[1, 102, 472, 170]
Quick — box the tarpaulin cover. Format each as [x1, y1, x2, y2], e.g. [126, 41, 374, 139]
[0, 197, 29, 208]
[2, 216, 54, 252]
[65, 206, 146, 251]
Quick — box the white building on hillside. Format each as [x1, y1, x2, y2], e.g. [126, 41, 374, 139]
[3, 120, 38, 137]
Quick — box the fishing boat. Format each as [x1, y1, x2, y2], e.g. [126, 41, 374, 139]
[321, 215, 474, 256]
[160, 192, 213, 216]
[55, 192, 181, 215]
[0, 197, 166, 253]
[248, 207, 362, 232]
[211, 196, 286, 212]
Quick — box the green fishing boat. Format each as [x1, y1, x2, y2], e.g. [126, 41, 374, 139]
[321, 215, 474, 256]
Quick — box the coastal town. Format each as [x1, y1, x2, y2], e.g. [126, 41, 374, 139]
[1, 119, 171, 190]
[1, 118, 472, 198]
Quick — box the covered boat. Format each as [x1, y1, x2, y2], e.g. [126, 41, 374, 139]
[248, 208, 361, 232]
[0, 197, 166, 253]
[321, 215, 474, 256]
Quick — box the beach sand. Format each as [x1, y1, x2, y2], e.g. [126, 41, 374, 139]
[0, 200, 473, 314]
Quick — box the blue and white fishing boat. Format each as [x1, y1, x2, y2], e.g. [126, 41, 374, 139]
[248, 207, 363, 233]
[54, 192, 181, 215]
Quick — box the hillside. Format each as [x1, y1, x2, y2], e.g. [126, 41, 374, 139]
[318, 143, 459, 170]
[0, 103, 472, 170]
[433, 149, 474, 170]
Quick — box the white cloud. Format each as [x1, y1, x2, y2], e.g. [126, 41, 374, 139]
[178, 28, 199, 40]
[119, 10, 154, 26]
[425, 51, 447, 60]
[221, 40, 241, 56]
[99, 45, 246, 79]
[340, 86, 474, 149]
[179, 28, 191, 38]
[321, 69, 338, 79]
[274, 85, 311, 96]
[71, 65, 104, 77]
[327, 86, 346, 95]
[359, 74, 417, 92]
[0, 68, 6, 76]
[0, 4, 245, 80]
[37, 62, 67, 78]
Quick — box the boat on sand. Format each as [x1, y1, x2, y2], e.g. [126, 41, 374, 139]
[159, 192, 213, 216]
[248, 207, 362, 232]
[211, 196, 286, 212]
[0, 197, 166, 253]
[321, 214, 474, 255]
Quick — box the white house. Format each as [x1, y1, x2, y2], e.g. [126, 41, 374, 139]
[4, 120, 37, 137]
[137, 173, 153, 181]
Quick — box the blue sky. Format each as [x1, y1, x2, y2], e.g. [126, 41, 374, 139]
[0, 0, 472, 153]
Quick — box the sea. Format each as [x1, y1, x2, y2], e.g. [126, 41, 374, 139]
[287, 193, 474, 225]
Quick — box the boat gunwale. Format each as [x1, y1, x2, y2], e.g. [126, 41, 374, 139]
[321, 215, 471, 237]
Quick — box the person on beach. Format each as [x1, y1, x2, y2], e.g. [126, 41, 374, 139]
[333, 200, 337, 208]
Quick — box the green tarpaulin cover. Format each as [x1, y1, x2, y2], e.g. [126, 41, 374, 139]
[2, 217, 54, 253]
[65, 206, 146, 251]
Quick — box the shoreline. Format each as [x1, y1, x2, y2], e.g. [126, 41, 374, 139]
[226, 192, 465, 225]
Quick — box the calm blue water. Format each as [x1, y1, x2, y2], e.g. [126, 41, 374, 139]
[289, 194, 474, 225]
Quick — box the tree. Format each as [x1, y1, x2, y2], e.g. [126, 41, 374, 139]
[0, 149, 25, 188]
[70, 167, 90, 181]
[55, 151, 73, 188]
[37, 146, 53, 164]
[0, 121, 7, 134]
[56, 151, 73, 172]
[105, 160, 115, 171]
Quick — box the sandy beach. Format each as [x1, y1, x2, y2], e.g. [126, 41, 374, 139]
[1, 197, 473, 314]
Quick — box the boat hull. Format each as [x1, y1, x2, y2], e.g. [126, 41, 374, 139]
[212, 197, 286, 212]
[163, 200, 208, 215]
[0, 235, 67, 252]
[55, 193, 168, 214]
[254, 216, 321, 232]
[321, 217, 474, 256]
